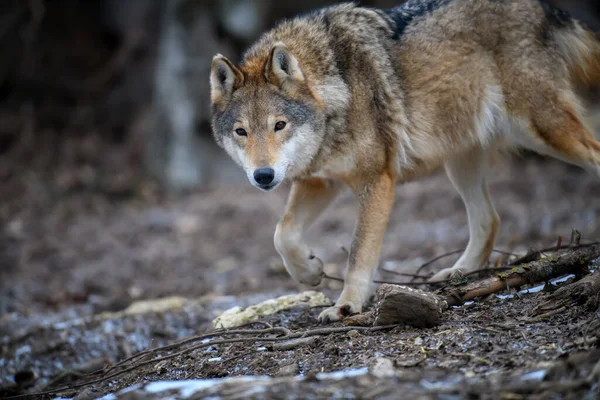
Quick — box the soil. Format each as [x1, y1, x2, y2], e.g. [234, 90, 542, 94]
[1, 156, 600, 399]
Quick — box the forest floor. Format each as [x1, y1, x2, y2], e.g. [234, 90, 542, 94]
[1, 157, 600, 399]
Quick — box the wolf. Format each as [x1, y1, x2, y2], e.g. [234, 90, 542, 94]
[210, 0, 600, 323]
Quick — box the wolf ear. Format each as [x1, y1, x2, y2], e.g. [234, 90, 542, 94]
[210, 55, 244, 104]
[265, 42, 305, 87]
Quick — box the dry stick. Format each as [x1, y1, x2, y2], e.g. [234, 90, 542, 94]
[362, 245, 600, 327]
[508, 241, 598, 266]
[380, 265, 516, 281]
[268, 336, 318, 351]
[24, 329, 293, 397]
[340, 246, 463, 280]
[102, 322, 277, 375]
[438, 244, 600, 307]
[413, 249, 465, 280]
[379, 269, 432, 278]
[339, 247, 498, 281]
[325, 265, 520, 287]
[324, 272, 466, 286]
[528, 306, 569, 322]
[326, 242, 600, 288]
[570, 229, 582, 247]
[13, 325, 399, 399]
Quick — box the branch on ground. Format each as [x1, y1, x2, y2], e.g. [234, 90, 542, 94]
[345, 245, 600, 327]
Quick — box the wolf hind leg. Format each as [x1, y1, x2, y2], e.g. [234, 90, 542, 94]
[429, 149, 500, 282]
[521, 99, 600, 178]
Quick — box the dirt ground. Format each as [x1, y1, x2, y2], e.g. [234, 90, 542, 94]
[1, 156, 600, 399]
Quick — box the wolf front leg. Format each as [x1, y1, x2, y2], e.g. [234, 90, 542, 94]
[318, 171, 396, 324]
[274, 178, 342, 287]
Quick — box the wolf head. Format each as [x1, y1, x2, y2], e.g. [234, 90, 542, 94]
[210, 43, 325, 191]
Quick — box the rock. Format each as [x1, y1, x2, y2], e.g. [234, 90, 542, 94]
[370, 358, 396, 378]
[212, 291, 332, 329]
[269, 337, 318, 351]
[276, 363, 299, 377]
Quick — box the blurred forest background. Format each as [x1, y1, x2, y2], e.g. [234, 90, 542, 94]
[1, 0, 600, 316]
[1, 0, 599, 203]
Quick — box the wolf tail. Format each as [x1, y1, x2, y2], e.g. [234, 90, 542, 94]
[553, 18, 600, 88]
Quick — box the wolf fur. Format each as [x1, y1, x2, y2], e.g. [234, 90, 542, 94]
[210, 0, 600, 323]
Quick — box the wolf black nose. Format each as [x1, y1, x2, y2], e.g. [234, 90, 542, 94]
[254, 168, 275, 186]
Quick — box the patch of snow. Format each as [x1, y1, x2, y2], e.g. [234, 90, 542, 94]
[15, 345, 31, 358]
[521, 369, 546, 381]
[96, 395, 116, 400]
[497, 274, 576, 299]
[551, 274, 575, 284]
[110, 376, 272, 399]
[316, 367, 369, 380]
[145, 380, 220, 397]
[420, 374, 463, 390]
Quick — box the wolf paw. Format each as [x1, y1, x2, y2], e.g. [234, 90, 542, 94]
[283, 254, 324, 287]
[318, 301, 360, 324]
[429, 267, 464, 283]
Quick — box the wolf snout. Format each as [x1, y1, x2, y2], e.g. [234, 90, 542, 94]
[253, 167, 276, 189]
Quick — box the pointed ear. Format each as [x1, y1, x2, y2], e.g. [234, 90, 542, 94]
[210, 54, 244, 105]
[265, 42, 305, 86]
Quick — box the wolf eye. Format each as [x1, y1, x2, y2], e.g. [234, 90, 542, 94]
[235, 128, 247, 136]
[274, 121, 286, 131]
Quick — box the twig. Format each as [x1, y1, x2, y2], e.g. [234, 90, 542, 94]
[413, 249, 465, 279]
[219, 350, 261, 364]
[379, 269, 430, 278]
[268, 336, 318, 351]
[351, 245, 600, 327]
[323, 272, 452, 286]
[509, 242, 598, 266]
[340, 246, 516, 282]
[325, 265, 518, 288]
[570, 229, 582, 247]
[49, 331, 294, 393]
[380, 265, 516, 281]
[555, 236, 563, 251]
[491, 249, 519, 257]
[439, 245, 600, 307]
[102, 321, 276, 375]
[9, 325, 399, 399]
[339, 247, 465, 281]
[527, 306, 568, 322]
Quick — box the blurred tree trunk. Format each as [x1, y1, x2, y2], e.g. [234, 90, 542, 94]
[150, 0, 247, 191]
